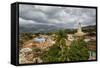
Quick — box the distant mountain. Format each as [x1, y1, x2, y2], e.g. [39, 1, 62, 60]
[82, 25, 96, 32]
[19, 24, 96, 34]
[19, 25, 62, 34]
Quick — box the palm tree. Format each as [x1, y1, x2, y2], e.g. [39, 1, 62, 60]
[54, 30, 68, 61]
[40, 30, 68, 62]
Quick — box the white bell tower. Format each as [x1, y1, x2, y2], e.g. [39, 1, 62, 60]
[74, 22, 86, 37]
[77, 22, 82, 33]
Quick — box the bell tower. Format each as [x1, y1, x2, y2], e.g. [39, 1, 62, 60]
[77, 22, 82, 33]
[74, 22, 86, 37]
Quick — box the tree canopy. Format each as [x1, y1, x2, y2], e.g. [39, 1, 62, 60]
[41, 30, 89, 62]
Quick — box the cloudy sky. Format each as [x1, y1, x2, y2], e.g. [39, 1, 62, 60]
[19, 4, 96, 33]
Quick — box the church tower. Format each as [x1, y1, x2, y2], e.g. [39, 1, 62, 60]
[77, 22, 82, 33]
[74, 22, 86, 37]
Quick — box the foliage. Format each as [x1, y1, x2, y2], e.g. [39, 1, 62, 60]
[20, 33, 33, 41]
[41, 30, 89, 62]
[68, 40, 89, 61]
[41, 45, 61, 62]
[41, 30, 68, 62]
[64, 29, 77, 34]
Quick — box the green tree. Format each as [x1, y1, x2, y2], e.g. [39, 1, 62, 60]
[41, 45, 61, 62]
[41, 30, 89, 63]
[41, 30, 68, 62]
[55, 30, 67, 60]
[20, 33, 33, 40]
[68, 40, 89, 61]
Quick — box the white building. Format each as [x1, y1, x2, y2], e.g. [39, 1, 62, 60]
[67, 34, 74, 41]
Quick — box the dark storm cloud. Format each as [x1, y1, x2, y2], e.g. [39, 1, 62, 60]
[19, 4, 96, 33]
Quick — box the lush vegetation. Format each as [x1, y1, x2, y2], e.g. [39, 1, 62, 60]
[40, 30, 89, 62]
[68, 40, 89, 61]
